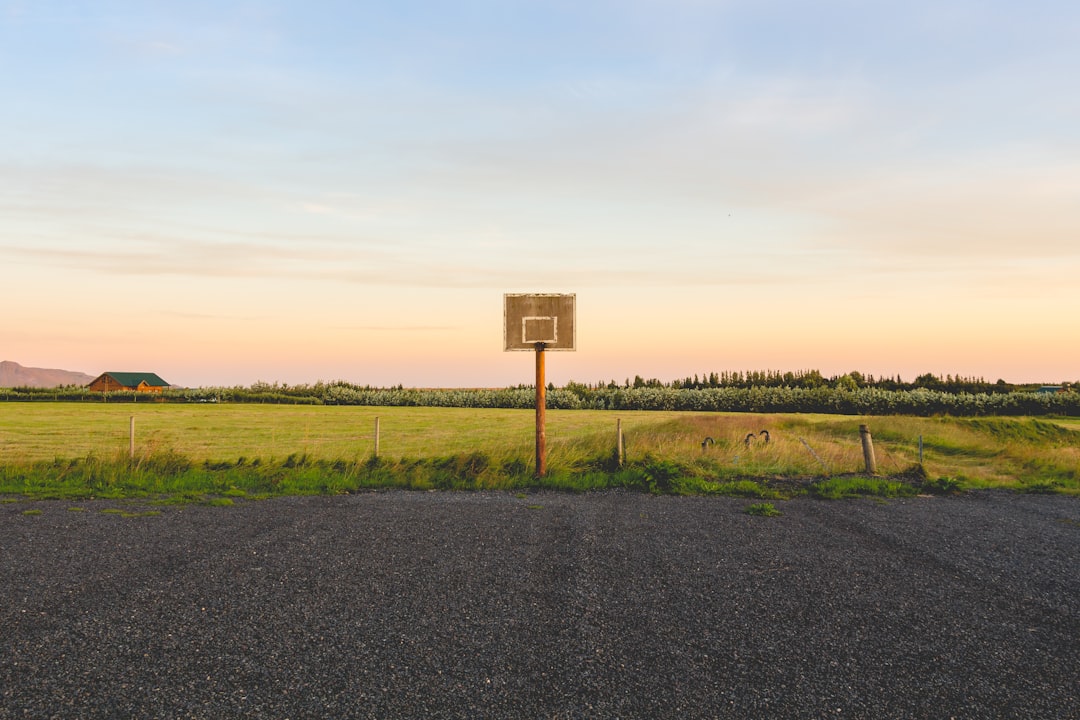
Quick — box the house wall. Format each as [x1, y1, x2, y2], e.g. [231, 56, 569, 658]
[88, 376, 128, 392]
[88, 375, 165, 393]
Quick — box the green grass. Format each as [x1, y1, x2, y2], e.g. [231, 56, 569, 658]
[0, 404, 1077, 500]
[0, 405, 553, 464]
[809, 476, 920, 500]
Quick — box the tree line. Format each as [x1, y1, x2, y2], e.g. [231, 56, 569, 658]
[606, 370, 1062, 394]
[1, 371, 1077, 416]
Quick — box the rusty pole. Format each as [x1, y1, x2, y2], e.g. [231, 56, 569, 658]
[535, 342, 547, 477]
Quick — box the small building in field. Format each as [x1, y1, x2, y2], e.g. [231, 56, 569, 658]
[87, 372, 171, 393]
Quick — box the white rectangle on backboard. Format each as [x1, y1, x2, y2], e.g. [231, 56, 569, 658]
[522, 317, 557, 344]
[504, 293, 575, 351]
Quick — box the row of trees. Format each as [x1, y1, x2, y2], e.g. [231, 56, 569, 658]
[2, 377, 1078, 416]
[604, 370, 1068, 394]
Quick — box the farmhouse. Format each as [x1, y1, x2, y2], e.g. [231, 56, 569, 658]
[87, 372, 171, 393]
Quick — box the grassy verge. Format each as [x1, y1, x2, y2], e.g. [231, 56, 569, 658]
[0, 451, 924, 501]
[1, 405, 1078, 500]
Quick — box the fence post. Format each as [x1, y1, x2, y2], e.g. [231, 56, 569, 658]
[859, 424, 877, 474]
[616, 418, 624, 467]
[129, 416, 135, 462]
[374, 417, 380, 459]
[918, 435, 924, 465]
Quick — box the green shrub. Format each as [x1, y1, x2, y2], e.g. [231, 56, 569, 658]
[922, 476, 965, 494]
[639, 456, 684, 494]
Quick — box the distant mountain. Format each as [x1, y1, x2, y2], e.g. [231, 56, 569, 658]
[0, 361, 96, 388]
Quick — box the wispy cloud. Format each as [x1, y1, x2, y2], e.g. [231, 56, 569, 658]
[124, 38, 185, 57]
[0, 235, 390, 278]
[331, 325, 460, 332]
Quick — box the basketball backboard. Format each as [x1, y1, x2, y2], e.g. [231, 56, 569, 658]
[503, 293, 576, 351]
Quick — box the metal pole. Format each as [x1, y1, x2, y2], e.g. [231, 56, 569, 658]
[535, 343, 546, 477]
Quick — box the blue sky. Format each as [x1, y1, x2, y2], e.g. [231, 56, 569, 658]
[2, 0, 1078, 386]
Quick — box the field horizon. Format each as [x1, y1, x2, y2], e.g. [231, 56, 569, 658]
[3, 360, 1078, 393]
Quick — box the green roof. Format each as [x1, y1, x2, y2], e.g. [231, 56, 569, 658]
[98, 372, 170, 388]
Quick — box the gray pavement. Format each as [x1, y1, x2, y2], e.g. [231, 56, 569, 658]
[2, 490, 1078, 719]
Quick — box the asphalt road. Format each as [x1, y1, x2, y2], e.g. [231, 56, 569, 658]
[2, 491, 1078, 719]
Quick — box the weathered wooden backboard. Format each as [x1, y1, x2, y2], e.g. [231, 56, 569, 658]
[503, 293, 576, 351]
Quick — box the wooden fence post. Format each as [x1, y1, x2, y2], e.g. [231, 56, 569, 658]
[859, 424, 877, 474]
[616, 418, 624, 467]
[374, 417, 380, 459]
[129, 416, 135, 462]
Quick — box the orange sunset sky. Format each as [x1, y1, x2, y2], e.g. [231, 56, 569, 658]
[2, 1, 1077, 388]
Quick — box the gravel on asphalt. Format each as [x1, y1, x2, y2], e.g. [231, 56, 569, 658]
[1, 490, 1078, 719]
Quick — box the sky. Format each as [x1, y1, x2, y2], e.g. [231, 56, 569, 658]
[2, 0, 1078, 388]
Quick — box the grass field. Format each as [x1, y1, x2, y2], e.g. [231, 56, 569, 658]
[1, 403, 1078, 498]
